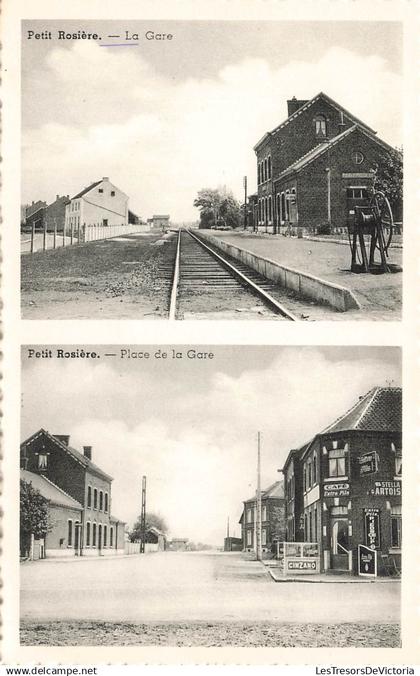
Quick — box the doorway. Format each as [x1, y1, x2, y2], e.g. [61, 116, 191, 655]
[330, 517, 350, 570]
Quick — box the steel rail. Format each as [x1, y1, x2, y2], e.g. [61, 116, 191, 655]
[184, 229, 298, 321]
[168, 229, 181, 320]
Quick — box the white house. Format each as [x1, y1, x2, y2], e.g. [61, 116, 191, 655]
[65, 177, 129, 232]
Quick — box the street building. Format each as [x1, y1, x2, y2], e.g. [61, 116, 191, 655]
[223, 536, 243, 552]
[25, 200, 47, 232]
[282, 386, 402, 575]
[168, 538, 189, 551]
[254, 92, 402, 233]
[45, 195, 71, 232]
[240, 481, 285, 555]
[20, 429, 126, 558]
[144, 526, 166, 552]
[65, 177, 129, 233]
[147, 214, 170, 231]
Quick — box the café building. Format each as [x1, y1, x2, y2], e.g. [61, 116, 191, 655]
[282, 387, 402, 575]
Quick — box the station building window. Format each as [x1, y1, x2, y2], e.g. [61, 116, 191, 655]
[99, 491, 103, 511]
[67, 520, 73, 546]
[93, 488, 98, 509]
[105, 493, 109, 513]
[87, 486, 92, 508]
[110, 526, 114, 547]
[86, 522, 91, 546]
[268, 156, 272, 179]
[92, 523, 97, 547]
[104, 525, 108, 547]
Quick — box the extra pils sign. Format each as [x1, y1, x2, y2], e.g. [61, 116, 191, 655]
[358, 451, 378, 476]
[358, 544, 377, 577]
[364, 508, 380, 549]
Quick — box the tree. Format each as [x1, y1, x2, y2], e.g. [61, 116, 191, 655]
[129, 511, 168, 542]
[373, 147, 403, 219]
[20, 479, 50, 539]
[194, 187, 242, 229]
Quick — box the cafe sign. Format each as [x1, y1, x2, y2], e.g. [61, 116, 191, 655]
[358, 544, 377, 577]
[364, 507, 380, 549]
[358, 452, 378, 476]
[323, 482, 350, 498]
[369, 481, 401, 497]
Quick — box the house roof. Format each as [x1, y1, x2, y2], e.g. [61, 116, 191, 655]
[274, 124, 399, 182]
[21, 429, 113, 482]
[72, 180, 103, 200]
[244, 479, 284, 503]
[321, 386, 402, 435]
[146, 526, 165, 537]
[21, 469, 83, 511]
[254, 91, 377, 151]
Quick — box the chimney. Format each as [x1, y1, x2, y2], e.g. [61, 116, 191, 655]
[56, 195, 59, 201]
[102, 176, 109, 181]
[83, 445, 92, 461]
[287, 97, 309, 117]
[32, 201, 34, 205]
[54, 434, 70, 446]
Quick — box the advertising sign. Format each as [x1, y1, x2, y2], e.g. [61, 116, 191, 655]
[369, 481, 401, 497]
[364, 508, 381, 549]
[358, 544, 377, 577]
[358, 452, 378, 476]
[287, 558, 320, 574]
[323, 482, 350, 498]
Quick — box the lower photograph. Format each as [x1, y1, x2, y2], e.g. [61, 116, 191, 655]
[20, 344, 402, 648]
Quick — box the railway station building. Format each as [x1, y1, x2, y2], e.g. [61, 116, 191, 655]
[20, 429, 126, 558]
[65, 177, 129, 232]
[254, 92, 402, 234]
[282, 387, 402, 575]
[240, 481, 285, 555]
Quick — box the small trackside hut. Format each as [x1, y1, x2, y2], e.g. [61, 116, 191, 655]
[282, 387, 402, 576]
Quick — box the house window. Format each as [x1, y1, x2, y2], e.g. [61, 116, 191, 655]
[68, 520, 73, 546]
[104, 493, 109, 512]
[246, 508, 253, 524]
[87, 486, 92, 507]
[99, 491, 103, 511]
[395, 453, 402, 478]
[314, 115, 327, 137]
[307, 462, 312, 489]
[98, 188, 103, 194]
[314, 506, 318, 541]
[313, 454, 317, 485]
[93, 488, 98, 509]
[263, 159, 267, 182]
[268, 156, 272, 180]
[347, 187, 368, 199]
[391, 506, 402, 548]
[38, 453, 48, 469]
[110, 526, 114, 547]
[104, 525, 108, 547]
[92, 523, 97, 547]
[246, 530, 252, 546]
[262, 528, 267, 546]
[262, 505, 267, 521]
[110, 191, 115, 197]
[268, 195, 272, 222]
[353, 151, 364, 165]
[257, 163, 261, 185]
[103, 219, 108, 227]
[328, 448, 347, 477]
[86, 522, 91, 546]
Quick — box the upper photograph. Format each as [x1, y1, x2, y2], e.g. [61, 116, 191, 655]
[21, 20, 403, 321]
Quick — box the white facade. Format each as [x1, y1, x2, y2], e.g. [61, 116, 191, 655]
[65, 177, 129, 231]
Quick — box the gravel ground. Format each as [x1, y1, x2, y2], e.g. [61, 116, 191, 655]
[21, 233, 177, 319]
[208, 231, 402, 320]
[20, 620, 400, 647]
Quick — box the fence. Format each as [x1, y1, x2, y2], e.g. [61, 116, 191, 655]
[22, 221, 151, 254]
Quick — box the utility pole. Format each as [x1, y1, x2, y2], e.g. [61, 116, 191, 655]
[243, 176, 248, 230]
[140, 475, 146, 554]
[227, 515, 230, 539]
[256, 432, 262, 561]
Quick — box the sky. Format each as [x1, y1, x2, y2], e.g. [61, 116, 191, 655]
[21, 345, 401, 545]
[22, 20, 402, 221]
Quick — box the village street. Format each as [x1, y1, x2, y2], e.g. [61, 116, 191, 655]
[20, 551, 400, 647]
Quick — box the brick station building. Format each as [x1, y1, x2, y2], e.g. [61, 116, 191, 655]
[282, 387, 402, 575]
[20, 429, 126, 558]
[254, 92, 401, 233]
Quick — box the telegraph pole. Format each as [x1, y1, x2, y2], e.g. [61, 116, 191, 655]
[256, 432, 262, 561]
[140, 475, 146, 554]
[243, 175, 248, 230]
[227, 515, 230, 539]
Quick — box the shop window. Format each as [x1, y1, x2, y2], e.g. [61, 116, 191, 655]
[67, 520, 73, 546]
[391, 506, 402, 548]
[99, 491, 103, 511]
[93, 488, 98, 509]
[86, 522, 91, 546]
[314, 114, 327, 137]
[38, 453, 48, 469]
[87, 486, 92, 507]
[328, 448, 347, 477]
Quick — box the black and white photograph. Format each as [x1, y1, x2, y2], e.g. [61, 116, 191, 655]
[20, 345, 402, 648]
[21, 20, 403, 321]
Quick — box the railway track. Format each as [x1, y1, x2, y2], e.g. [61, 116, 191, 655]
[167, 229, 297, 320]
